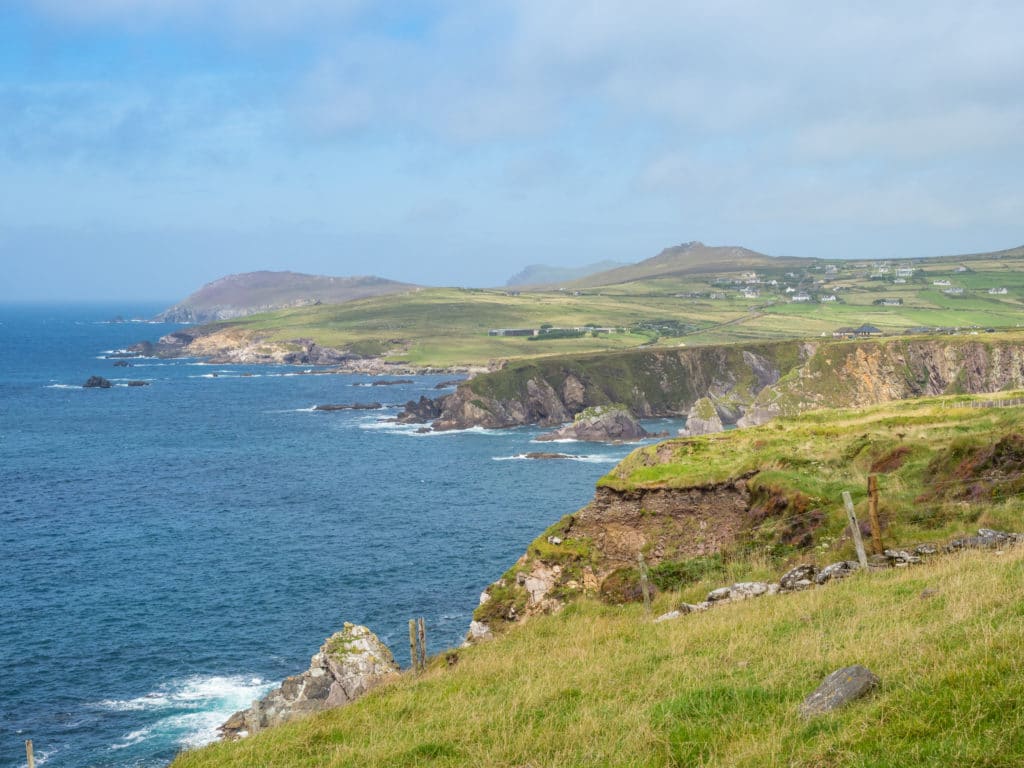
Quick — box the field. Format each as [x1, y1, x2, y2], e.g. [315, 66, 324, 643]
[172, 394, 1024, 767]
[195, 253, 1024, 367]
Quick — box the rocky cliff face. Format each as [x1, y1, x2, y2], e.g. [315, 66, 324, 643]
[409, 336, 1024, 432]
[751, 338, 1024, 416]
[414, 343, 799, 431]
[535, 405, 655, 443]
[219, 623, 398, 740]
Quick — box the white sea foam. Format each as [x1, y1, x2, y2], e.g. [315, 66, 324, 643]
[45, 384, 80, 390]
[529, 437, 579, 444]
[101, 674, 275, 752]
[492, 453, 619, 463]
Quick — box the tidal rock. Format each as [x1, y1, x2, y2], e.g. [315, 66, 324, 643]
[126, 381, 150, 387]
[523, 452, 574, 460]
[800, 665, 880, 718]
[678, 396, 724, 437]
[83, 376, 112, 389]
[779, 564, 816, 591]
[815, 561, 860, 585]
[433, 379, 465, 389]
[536, 404, 651, 443]
[112, 360, 132, 368]
[369, 379, 414, 386]
[313, 402, 382, 411]
[219, 623, 398, 740]
[396, 395, 445, 424]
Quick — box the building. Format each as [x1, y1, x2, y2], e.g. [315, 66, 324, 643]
[944, 287, 965, 296]
[791, 292, 812, 302]
[488, 328, 537, 337]
[933, 280, 951, 287]
[741, 288, 760, 299]
[819, 294, 837, 302]
[895, 267, 915, 277]
[874, 298, 903, 307]
[989, 287, 1009, 295]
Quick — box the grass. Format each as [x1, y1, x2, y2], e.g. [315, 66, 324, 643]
[172, 547, 1024, 767]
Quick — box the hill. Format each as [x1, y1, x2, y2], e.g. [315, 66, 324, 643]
[155, 272, 417, 323]
[505, 260, 628, 287]
[572, 241, 813, 287]
[172, 394, 1024, 768]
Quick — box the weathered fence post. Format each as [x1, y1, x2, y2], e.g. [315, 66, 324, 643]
[867, 475, 883, 554]
[26, 740, 35, 768]
[417, 618, 427, 671]
[408, 619, 418, 672]
[637, 553, 652, 617]
[842, 491, 870, 569]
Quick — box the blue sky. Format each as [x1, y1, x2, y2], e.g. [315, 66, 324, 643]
[1, 1, 1022, 301]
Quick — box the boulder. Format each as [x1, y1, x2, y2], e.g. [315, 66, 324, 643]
[678, 397, 724, 437]
[536, 404, 652, 443]
[523, 452, 575, 460]
[884, 549, 922, 567]
[219, 623, 398, 740]
[83, 376, 112, 389]
[126, 381, 150, 387]
[396, 395, 445, 424]
[779, 564, 816, 591]
[815, 561, 860, 585]
[800, 665, 880, 718]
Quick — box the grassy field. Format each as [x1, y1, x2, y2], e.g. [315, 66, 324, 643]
[194, 253, 1024, 367]
[172, 548, 1024, 768]
[172, 394, 1024, 767]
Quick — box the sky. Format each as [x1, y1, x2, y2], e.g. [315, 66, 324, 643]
[1, 1, 1022, 301]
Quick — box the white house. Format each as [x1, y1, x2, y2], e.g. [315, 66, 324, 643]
[792, 292, 812, 302]
[819, 294, 837, 303]
[933, 280, 952, 287]
[989, 287, 1009, 295]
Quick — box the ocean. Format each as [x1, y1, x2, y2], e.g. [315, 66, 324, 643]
[0, 304, 684, 768]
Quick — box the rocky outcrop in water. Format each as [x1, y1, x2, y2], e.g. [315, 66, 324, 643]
[219, 623, 398, 740]
[535, 405, 653, 443]
[83, 376, 112, 388]
[678, 397, 724, 437]
[314, 402, 382, 411]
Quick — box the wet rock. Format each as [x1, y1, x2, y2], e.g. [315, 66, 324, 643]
[112, 360, 132, 368]
[369, 379, 414, 386]
[536, 404, 652, 443]
[800, 665, 880, 718]
[397, 395, 445, 424]
[779, 564, 817, 591]
[219, 623, 398, 740]
[524, 452, 575, 460]
[433, 379, 466, 389]
[815, 561, 860, 585]
[126, 381, 150, 387]
[83, 376, 112, 389]
[313, 402, 383, 411]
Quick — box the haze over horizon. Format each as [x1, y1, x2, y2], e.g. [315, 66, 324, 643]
[2, 1, 1022, 301]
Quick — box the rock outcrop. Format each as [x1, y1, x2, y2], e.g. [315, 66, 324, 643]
[83, 376, 112, 388]
[678, 397, 724, 437]
[536, 405, 653, 443]
[219, 623, 398, 740]
[800, 665, 880, 718]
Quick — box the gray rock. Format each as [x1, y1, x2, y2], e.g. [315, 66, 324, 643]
[707, 586, 734, 602]
[678, 397, 724, 437]
[83, 376, 112, 388]
[654, 610, 682, 623]
[219, 623, 398, 740]
[913, 543, 939, 556]
[884, 549, 922, 566]
[800, 665, 880, 718]
[536, 404, 652, 443]
[780, 564, 817, 591]
[815, 561, 860, 585]
[465, 620, 494, 643]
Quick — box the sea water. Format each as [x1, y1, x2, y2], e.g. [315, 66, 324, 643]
[0, 304, 684, 767]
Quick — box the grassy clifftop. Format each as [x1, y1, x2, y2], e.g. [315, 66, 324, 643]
[173, 546, 1024, 768]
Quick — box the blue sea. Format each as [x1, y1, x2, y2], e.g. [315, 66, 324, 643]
[0, 304, 684, 768]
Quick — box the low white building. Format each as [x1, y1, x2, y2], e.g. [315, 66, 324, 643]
[989, 287, 1009, 295]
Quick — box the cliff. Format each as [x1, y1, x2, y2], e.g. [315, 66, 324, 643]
[468, 393, 1024, 639]
[406, 334, 1024, 431]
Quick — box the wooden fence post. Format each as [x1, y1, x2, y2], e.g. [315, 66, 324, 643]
[842, 491, 870, 569]
[867, 475, 883, 554]
[26, 740, 35, 768]
[637, 553, 652, 617]
[417, 618, 427, 671]
[408, 619, 418, 672]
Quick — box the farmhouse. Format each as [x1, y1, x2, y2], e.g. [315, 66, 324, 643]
[488, 328, 537, 337]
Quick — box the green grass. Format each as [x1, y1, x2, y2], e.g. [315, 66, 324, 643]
[172, 548, 1024, 767]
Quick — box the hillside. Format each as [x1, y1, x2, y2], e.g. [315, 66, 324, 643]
[505, 260, 629, 287]
[172, 394, 1024, 768]
[141, 243, 1024, 368]
[155, 272, 417, 323]
[571, 241, 812, 287]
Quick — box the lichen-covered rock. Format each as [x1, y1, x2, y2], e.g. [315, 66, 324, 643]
[815, 561, 860, 585]
[219, 623, 398, 740]
[779, 564, 817, 591]
[678, 397, 724, 437]
[536, 404, 652, 443]
[884, 549, 922, 566]
[800, 665, 880, 718]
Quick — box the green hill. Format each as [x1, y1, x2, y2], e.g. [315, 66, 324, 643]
[505, 260, 629, 287]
